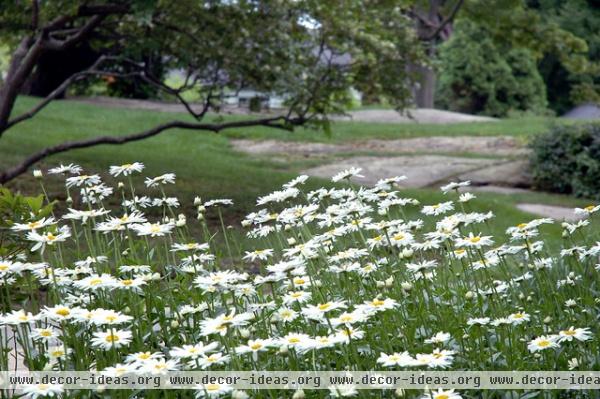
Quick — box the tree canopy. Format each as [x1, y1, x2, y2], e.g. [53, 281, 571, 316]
[0, 0, 423, 182]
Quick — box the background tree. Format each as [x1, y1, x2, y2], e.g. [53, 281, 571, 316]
[0, 0, 423, 184]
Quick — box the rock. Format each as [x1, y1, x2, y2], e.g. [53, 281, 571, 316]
[516, 203, 583, 222]
[302, 155, 501, 188]
[457, 160, 532, 187]
[231, 136, 526, 158]
[332, 109, 497, 124]
[562, 103, 600, 120]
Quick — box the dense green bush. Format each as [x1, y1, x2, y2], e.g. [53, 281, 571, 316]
[437, 20, 548, 117]
[530, 123, 600, 199]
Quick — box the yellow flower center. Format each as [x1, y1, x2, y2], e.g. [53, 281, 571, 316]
[122, 163, 132, 168]
[538, 340, 550, 348]
[288, 337, 300, 344]
[585, 205, 596, 211]
[206, 384, 220, 392]
[28, 221, 41, 229]
[150, 224, 161, 233]
[562, 330, 576, 336]
[371, 299, 385, 307]
[517, 223, 528, 229]
[55, 308, 70, 317]
[392, 234, 404, 241]
[121, 279, 133, 286]
[0, 264, 9, 271]
[105, 334, 120, 343]
[250, 343, 263, 350]
[40, 330, 52, 337]
[138, 353, 151, 360]
[435, 394, 449, 399]
[294, 278, 305, 285]
[46, 233, 57, 241]
[469, 236, 481, 243]
[318, 303, 331, 311]
[89, 278, 103, 286]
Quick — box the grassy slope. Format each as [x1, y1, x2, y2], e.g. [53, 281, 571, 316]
[0, 97, 591, 246]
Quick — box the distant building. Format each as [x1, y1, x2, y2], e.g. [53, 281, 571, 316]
[562, 103, 600, 120]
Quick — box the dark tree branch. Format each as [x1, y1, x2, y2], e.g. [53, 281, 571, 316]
[424, 0, 464, 40]
[0, 115, 306, 184]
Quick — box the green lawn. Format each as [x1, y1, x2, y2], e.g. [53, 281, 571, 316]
[0, 96, 591, 246]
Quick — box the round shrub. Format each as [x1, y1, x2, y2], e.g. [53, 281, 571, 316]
[437, 20, 548, 117]
[530, 123, 600, 199]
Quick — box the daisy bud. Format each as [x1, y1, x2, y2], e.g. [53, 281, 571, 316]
[526, 296, 532, 302]
[194, 196, 202, 205]
[287, 237, 296, 245]
[176, 218, 186, 227]
[462, 334, 469, 339]
[170, 320, 179, 328]
[232, 391, 249, 399]
[561, 222, 569, 228]
[543, 316, 552, 324]
[197, 213, 204, 221]
[240, 328, 251, 338]
[43, 362, 54, 371]
[284, 224, 292, 231]
[96, 385, 106, 393]
[394, 388, 405, 397]
[378, 209, 387, 215]
[401, 282, 412, 291]
[292, 390, 305, 399]
[66, 196, 73, 204]
[151, 272, 161, 280]
[314, 280, 323, 287]
[376, 281, 385, 288]
[518, 293, 525, 299]
[385, 276, 394, 287]
[401, 249, 413, 258]
[278, 345, 289, 356]
[241, 220, 251, 227]
[562, 231, 569, 238]
[122, 249, 129, 256]
[118, 182, 125, 189]
[33, 169, 43, 178]
[465, 291, 474, 299]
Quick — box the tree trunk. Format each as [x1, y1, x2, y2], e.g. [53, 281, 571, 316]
[413, 64, 436, 108]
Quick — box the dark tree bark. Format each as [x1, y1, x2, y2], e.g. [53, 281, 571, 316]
[21, 43, 100, 98]
[408, 0, 464, 108]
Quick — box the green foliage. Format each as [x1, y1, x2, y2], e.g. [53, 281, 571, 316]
[436, 20, 548, 117]
[530, 123, 600, 199]
[0, 188, 54, 257]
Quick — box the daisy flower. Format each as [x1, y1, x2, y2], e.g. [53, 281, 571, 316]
[194, 383, 232, 398]
[574, 204, 600, 216]
[22, 383, 64, 399]
[170, 342, 219, 359]
[109, 162, 145, 177]
[421, 201, 454, 216]
[235, 338, 275, 354]
[440, 180, 470, 193]
[26, 226, 71, 252]
[377, 352, 416, 367]
[421, 389, 462, 399]
[11, 217, 56, 231]
[332, 167, 364, 182]
[196, 352, 230, 369]
[66, 174, 101, 188]
[48, 163, 82, 175]
[243, 249, 274, 261]
[528, 335, 559, 352]
[455, 233, 493, 248]
[91, 329, 133, 349]
[557, 327, 592, 342]
[145, 173, 176, 187]
[131, 222, 175, 237]
[424, 332, 451, 344]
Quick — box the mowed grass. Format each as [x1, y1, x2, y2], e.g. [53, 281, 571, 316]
[0, 96, 591, 246]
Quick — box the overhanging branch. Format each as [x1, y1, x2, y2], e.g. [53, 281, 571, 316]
[0, 115, 305, 184]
